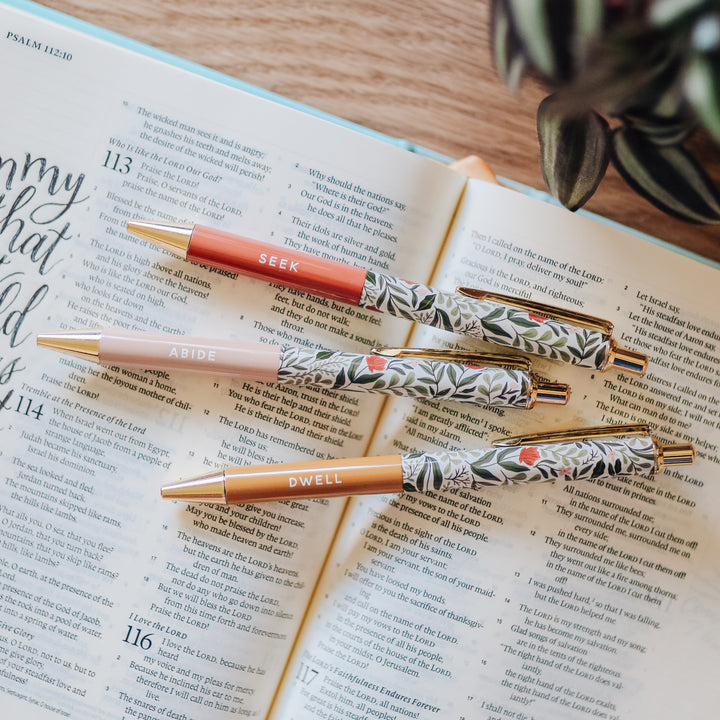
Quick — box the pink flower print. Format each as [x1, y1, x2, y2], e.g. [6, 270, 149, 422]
[366, 355, 388, 372]
[519, 447, 541, 466]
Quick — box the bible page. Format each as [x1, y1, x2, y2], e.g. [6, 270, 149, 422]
[272, 180, 720, 719]
[0, 4, 466, 719]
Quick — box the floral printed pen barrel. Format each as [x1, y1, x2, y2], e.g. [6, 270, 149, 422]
[277, 346, 570, 408]
[359, 277, 648, 374]
[400, 424, 695, 492]
[127, 222, 648, 374]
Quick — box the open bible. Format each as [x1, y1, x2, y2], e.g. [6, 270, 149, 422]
[2, 2, 719, 719]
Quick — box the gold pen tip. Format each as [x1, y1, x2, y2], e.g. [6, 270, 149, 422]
[36, 332, 55, 349]
[36, 329, 101, 362]
[161, 471, 227, 504]
[127, 220, 193, 259]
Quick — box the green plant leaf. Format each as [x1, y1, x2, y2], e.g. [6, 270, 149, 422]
[684, 51, 720, 143]
[537, 94, 610, 210]
[506, 0, 603, 83]
[650, 0, 716, 27]
[491, 0, 526, 93]
[506, 0, 559, 80]
[623, 57, 698, 146]
[566, 25, 683, 117]
[611, 126, 720, 223]
[623, 105, 697, 146]
[690, 12, 720, 54]
[568, 0, 604, 71]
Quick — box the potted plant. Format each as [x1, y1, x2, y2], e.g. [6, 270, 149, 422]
[491, 0, 720, 223]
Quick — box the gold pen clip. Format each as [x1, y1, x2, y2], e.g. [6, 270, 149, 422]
[372, 347, 532, 370]
[456, 287, 648, 375]
[455, 287, 614, 334]
[493, 423, 652, 447]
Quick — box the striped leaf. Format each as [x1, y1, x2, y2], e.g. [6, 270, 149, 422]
[622, 84, 697, 147]
[611, 126, 720, 223]
[491, 0, 526, 93]
[566, 24, 683, 116]
[650, 0, 714, 27]
[684, 51, 720, 143]
[623, 111, 697, 146]
[537, 94, 610, 210]
[622, 47, 697, 146]
[506, 0, 604, 83]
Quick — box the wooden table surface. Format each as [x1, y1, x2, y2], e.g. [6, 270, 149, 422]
[37, 0, 720, 263]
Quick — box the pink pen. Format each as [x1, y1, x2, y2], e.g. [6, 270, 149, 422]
[36, 328, 569, 408]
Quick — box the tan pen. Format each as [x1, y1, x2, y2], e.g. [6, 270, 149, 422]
[161, 424, 694, 504]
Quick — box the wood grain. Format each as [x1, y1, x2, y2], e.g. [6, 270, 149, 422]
[37, 0, 720, 262]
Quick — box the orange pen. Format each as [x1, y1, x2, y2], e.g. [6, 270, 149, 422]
[127, 221, 647, 373]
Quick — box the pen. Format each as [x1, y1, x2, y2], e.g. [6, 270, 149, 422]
[36, 328, 570, 408]
[160, 424, 694, 504]
[126, 221, 648, 375]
